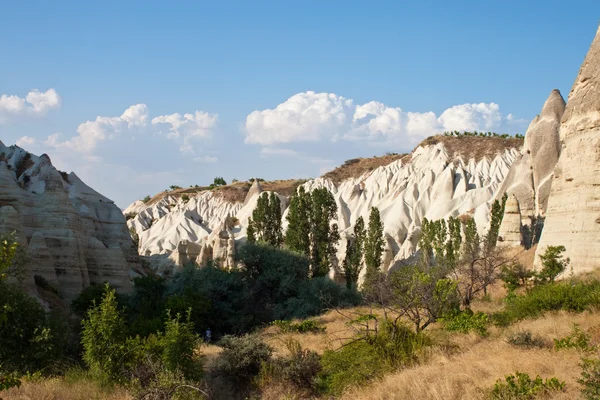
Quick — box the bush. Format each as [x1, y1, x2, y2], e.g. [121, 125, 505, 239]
[81, 285, 130, 383]
[506, 331, 547, 349]
[554, 325, 595, 352]
[125, 212, 137, 221]
[159, 310, 202, 381]
[0, 281, 67, 374]
[319, 320, 428, 395]
[490, 371, 565, 399]
[579, 357, 600, 399]
[71, 283, 126, 318]
[142, 195, 151, 203]
[181, 194, 190, 203]
[441, 309, 489, 335]
[213, 335, 273, 385]
[491, 280, 600, 326]
[535, 245, 570, 285]
[269, 339, 321, 391]
[272, 319, 325, 334]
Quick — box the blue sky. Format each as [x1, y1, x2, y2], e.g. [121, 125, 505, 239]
[1, 1, 598, 208]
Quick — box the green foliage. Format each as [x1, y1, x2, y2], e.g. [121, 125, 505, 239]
[125, 212, 137, 220]
[169, 185, 182, 190]
[486, 193, 508, 251]
[343, 216, 366, 288]
[285, 186, 311, 256]
[159, 310, 202, 380]
[247, 192, 283, 247]
[285, 187, 340, 277]
[0, 281, 67, 374]
[209, 177, 227, 189]
[214, 335, 272, 385]
[506, 331, 547, 349]
[500, 263, 534, 291]
[0, 370, 21, 397]
[71, 283, 125, 318]
[181, 194, 190, 203]
[275, 339, 322, 391]
[490, 371, 565, 399]
[142, 195, 151, 203]
[579, 357, 600, 400]
[554, 325, 595, 352]
[535, 245, 570, 285]
[389, 265, 459, 332]
[441, 309, 489, 336]
[492, 280, 600, 326]
[441, 130, 518, 139]
[364, 207, 384, 280]
[0, 232, 18, 282]
[319, 320, 428, 395]
[81, 285, 129, 383]
[272, 319, 325, 334]
[128, 275, 167, 337]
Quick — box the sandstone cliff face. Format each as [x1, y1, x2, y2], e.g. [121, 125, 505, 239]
[535, 26, 600, 273]
[126, 138, 520, 277]
[0, 142, 136, 300]
[497, 89, 565, 246]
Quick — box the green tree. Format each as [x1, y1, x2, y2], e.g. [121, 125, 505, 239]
[246, 217, 256, 244]
[308, 188, 340, 277]
[0, 233, 18, 283]
[285, 186, 311, 256]
[486, 194, 508, 251]
[364, 207, 384, 282]
[535, 245, 570, 285]
[81, 285, 129, 383]
[343, 216, 366, 288]
[247, 192, 283, 247]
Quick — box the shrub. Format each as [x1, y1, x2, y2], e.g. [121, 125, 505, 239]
[142, 195, 151, 203]
[507, 331, 547, 349]
[81, 285, 130, 383]
[181, 194, 190, 203]
[490, 371, 565, 399]
[71, 283, 125, 318]
[159, 310, 202, 381]
[535, 245, 570, 285]
[270, 338, 322, 391]
[441, 309, 489, 335]
[491, 280, 600, 326]
[500, 263, 534, 291]
[554, 325, 595, 352]
[0, 281, 66, 374]
[272, 319, 325, 334]
[169, 185, 182, 190]
[213, 335, 273, 385]
[0, 370, 21, 394]
[579, 357, 600, 399]
[125, 212, 137, 220]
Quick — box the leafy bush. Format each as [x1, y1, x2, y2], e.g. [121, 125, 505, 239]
[142, 195, 151, 203]
[506, 331, 547, 349]
[554, 325, 595, 352]
[159, 310, 202, 381]
[0, 370, 21, 394]
[71, 283, 126, 318]
[270, 338, 321, 391]
[125, 212, 137, 221]
[490, 371, 565, 399]
[213, 335, 272, 385]
[272, 319, 325, 334]
[492, 280, 600, 326]
[535, 245, 570, 285]
[181, 194, 190, 203]
[500, 263, 534, 291]
[319, 320, 428, 395]
[81, 285, 130, 383]
[579, 357, 600, 399]
[0, 281, 67, 374]
[441, 309, 489, 335]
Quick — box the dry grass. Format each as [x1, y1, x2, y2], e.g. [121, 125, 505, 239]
[2, 377, 131, 400]
[418, 135, 523, 162]
[323, 154, 409, 185]
[342, 310, 600, 400]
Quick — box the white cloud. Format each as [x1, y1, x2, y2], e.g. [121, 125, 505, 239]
[245, 91, 354, 145]
[245, 92, 521, 146]
[16, 136, 37, 147]
[193, 155, 218, 163]
[152, 111, 218, 154]
[46, 104, 217, 154]
[0, 89, 61, 123]
[260, 147, 333, 165]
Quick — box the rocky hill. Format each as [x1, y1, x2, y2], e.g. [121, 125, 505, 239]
[125, 134, 524, 279]
[0, 142, 138, 300]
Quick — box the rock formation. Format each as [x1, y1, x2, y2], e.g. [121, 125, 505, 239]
[126, 137, 521, 277]
[0, 142, 137, 300]
[535, 26, 600, 273]
[497, 89, 565, 246]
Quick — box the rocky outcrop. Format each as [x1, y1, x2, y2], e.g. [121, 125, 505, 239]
[127, 137, 520, 277]
[498, 195, 522, 246]
[497, 89, 565, 245]
[0, 141, 137, 300]
[535, 26, 600, 273]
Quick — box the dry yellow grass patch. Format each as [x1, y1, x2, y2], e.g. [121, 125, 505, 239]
[343, 310, 600, 400]
[2, 377, 131, 400]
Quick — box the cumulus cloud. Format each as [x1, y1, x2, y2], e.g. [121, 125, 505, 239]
[245, 92, 521, 146]
[16, 136, 37, 147]
[245, 91, 354, 145]
[0, 89, 61, 123]
[152, 111, 218, 154]
[46, 104, 217, 154]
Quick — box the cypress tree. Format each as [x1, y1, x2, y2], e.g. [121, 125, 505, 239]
[309, 188, 339, 277]
[342, 216, 366, 288]
[285, 186, 311, 256]
[246, 217, 256, 244]
[364, 207, 384, 281]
